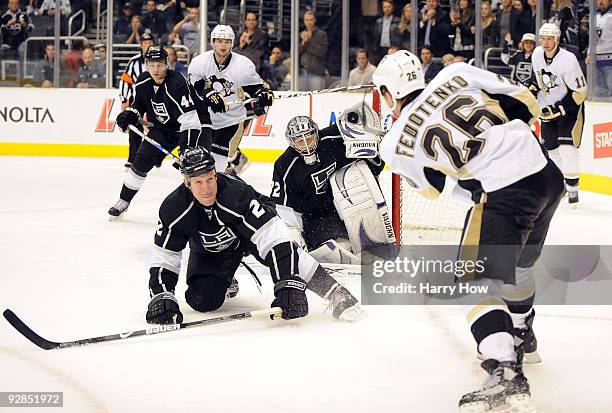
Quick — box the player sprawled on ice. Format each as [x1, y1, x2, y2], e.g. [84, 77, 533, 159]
[531, 23, 587, 206]
[188, 24, 274, 176]
[270, 104, 397, 265]
[145, 147, 365, 324]
[372, 51, 564, 412]
[108, 45, 206, 220]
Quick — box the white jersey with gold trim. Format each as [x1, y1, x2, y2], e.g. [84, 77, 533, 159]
[188, 50, 263, 129]
[531, 46, 587, 107]
[380, 63, 547, 197]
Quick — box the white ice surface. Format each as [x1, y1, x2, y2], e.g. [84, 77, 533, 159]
[1, 157, 611, 413]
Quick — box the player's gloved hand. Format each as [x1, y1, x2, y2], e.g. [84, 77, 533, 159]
[146, 292, 184, 324]
[204, 89, 228, 113]
[540, 102, 566, 120]
[527, 81, 539, 98]
[116, 107, 140, 133]
[255, 88, 274, 107]
[271, 276, 308, 320]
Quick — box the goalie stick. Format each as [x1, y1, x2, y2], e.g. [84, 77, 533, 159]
[3, 307, 282, 350]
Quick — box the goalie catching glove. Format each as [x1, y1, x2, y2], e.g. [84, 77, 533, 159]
[116, 107, 141, 133]
[540, 102, 566, 120]
[271, 276, 308, 320]
[146, 292, 184, 324]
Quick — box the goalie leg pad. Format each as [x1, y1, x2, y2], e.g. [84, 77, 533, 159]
[309, 239, 360, 265]
[330, 160, 396, 255]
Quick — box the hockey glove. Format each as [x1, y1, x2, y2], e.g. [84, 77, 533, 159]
[116, 107, 141, 133]
[271, 276, 308, 320]
[204, 89, 228, 113]
[527, 82, 540, 98]
[251, 88, 274, 116]
[540, 102, 566, 121]
[146, 292, 184, 325]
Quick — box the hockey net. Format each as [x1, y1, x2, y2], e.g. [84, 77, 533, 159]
[372, 91, 472, 245]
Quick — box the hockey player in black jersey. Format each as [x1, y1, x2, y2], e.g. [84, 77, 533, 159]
[501, 32, 536, 86]
[145, 147, 364, 324]
[108, 45, 208, 220]
[270, 103, 396, 265]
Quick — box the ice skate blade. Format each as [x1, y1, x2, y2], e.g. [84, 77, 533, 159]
[459, 394, 536, 413]
[335, 305, 367, 322]
[108, 213, 126, 222]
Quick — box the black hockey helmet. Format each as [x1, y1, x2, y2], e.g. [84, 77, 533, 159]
[144, 45, 166, 62]
[180, 147, 216, 178]
[141, 32, 155, 43]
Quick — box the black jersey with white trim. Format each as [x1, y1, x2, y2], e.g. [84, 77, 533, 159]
[149, 173, 299, 295]
[131, 69, 200, 134]
[271, 124, 385, 221]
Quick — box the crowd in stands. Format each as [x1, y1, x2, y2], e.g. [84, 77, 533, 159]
[0, 0, 610, 96]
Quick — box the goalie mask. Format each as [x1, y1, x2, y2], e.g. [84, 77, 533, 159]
[286, 116, 319, 165]
[337, 102, 382, 159]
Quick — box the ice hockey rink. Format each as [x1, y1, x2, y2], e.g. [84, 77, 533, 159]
[1, 156, 612, 413]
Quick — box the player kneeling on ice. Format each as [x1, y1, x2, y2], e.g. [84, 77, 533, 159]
[146, 148, 364, 324]
[108, 45, 209, 221]
[372, 51, 564, 412]
[270, 104, 396, 265]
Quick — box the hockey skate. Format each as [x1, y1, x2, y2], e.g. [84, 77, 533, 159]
[325, 284, 366, 322]
[459, 359, 536, 413]
[514, 310, 541, 364]
[108, 199, 130, 221]
[225, 149, 251, 176]
[225, 277, 239, 299]
[568, 191, 579, 208]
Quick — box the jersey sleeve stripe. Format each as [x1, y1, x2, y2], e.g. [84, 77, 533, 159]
[214, 201, 257, 232]
[282, 157, 299, 205]
[162, 201, 194, 249]
[165, 83, 185, 114]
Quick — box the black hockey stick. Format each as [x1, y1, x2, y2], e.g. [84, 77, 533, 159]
[3, 307, 282, 350]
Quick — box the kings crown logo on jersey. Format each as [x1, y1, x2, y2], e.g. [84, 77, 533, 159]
[206, 75, 234, 97]
[152, 102, 170, 124]
[537, 69, 559, 95]
[199, 227, 238, 252]
[311, 163, 337, 195]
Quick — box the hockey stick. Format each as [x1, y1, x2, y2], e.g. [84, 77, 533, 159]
[128, 125, 181, 164]
[225, 84, 375, 106]
[3, 307, 282, 350]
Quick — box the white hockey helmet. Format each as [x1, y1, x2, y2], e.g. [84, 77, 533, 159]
[539, 23, 560, 39]
[211, 24, 235, 44]
[286, 116, 319, 165]
[371, 50, 425, 111]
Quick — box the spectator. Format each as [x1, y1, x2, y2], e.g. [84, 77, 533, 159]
[299, 10, 328, 90]
[172, 7, 199, 57]
[421, 46, 442, 83]
[260, 45, 289, 90]
[142, 0, 167, 40]
[515, 0, 536, 42]
[501, 32, 535, 85]
[479, 0, 500, 50]
[233, 12, 269, 72]
[512, 0, 524, 14]
[398, 3, 413, 50]
[496, 0, 520, 47]
[165, 45, 187, 77]
[373, 0, 401, 63]
[126, 15, 144, 44]
[348, 48, 376, 88]
[419, 0, 451, 57]
[96, 44, 106, 72]
[450, 0, 475, 59]
[548, 0, 580, 54]
[114, 3, 134, 42]
[453, 55, 466, 63]
[37, 0, 71, 17]
[0, 0, 34, 59]
[441, 53, 455, 66]
[387, 45, 400, 54]
[590, 0, 612, 97]
[76, 45, 105, 88]
[64, 40, 83, 87]
[32, 42, 55, 87]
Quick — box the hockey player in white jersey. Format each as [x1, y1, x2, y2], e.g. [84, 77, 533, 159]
[188, 24, 274, 175]
[531, 23, 587, 205]
[372, 50, 564, 412]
